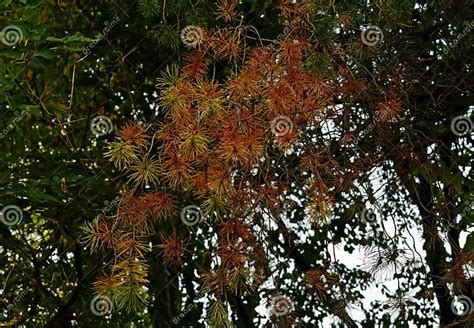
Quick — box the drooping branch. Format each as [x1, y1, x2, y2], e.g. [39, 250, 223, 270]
[269, 216, 357, 327]
[393, 159, 456, 325]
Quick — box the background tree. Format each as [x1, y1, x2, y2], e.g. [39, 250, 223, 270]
[1, 0, 473, 327]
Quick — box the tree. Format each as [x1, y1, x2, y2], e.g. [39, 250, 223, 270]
[1, 0, 473, 327]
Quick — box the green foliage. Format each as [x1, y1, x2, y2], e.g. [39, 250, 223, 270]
[1, 0, 473, 327]
[138, 0, 162, 18]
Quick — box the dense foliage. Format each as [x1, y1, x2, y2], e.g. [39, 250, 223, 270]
[1, 0, 473, 327]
